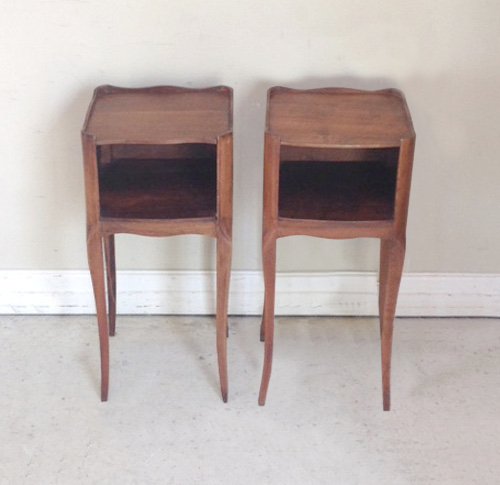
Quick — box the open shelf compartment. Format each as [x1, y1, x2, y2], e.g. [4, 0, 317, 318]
[278, 147, 398, 222]
[97, 143, 216, 220]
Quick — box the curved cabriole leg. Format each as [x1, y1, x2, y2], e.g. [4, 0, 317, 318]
[379, 237, 405, 411]
[103, 234, 116, 337]
[258, 232, 277, 406]
[216, 233, 232, 403]
[87, 228, 110, 402]
[378, 238, 389, 338]
[260, 299, 266, 342]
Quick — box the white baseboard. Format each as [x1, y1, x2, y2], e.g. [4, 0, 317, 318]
[0, 270, 499, 317]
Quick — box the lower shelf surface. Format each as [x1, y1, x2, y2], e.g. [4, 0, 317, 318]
[99, 158, 216, 219]
[278, 161, 396, 221]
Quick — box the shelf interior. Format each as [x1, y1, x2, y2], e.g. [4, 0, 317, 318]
[98, 144, 216, 220]
[278, 155, 398, 222]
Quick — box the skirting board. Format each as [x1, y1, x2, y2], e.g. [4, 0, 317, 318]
[0, 270, 499, 317]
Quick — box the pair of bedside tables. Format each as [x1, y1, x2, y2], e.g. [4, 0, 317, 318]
[81, 85, 415, 410]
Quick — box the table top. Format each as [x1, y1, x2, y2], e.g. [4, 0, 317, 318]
[82, 85, 232, 145]
[266, 87, 414, 148]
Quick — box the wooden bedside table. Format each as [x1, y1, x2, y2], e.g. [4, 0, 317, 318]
[259, 87, 415, 410]
[81, 85, 233, 402]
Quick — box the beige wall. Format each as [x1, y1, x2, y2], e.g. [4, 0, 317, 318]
[1, 0, 499, 273]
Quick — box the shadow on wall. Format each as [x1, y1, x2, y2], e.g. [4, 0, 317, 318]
[402, 71, 500, 273]
[37, 83, 97, 270]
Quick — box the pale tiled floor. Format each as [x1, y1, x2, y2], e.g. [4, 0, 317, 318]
[1, 315, 499, 484]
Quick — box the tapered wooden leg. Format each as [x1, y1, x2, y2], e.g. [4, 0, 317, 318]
[103, 234, 116, 337]
[260, 299, 266, 342]
[258, 232, 277, 406]
[379, 237, 405, 411]
[378, 239, 390, 338]
[87, 228, 109, 402]
[216, 234, 232, 403]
